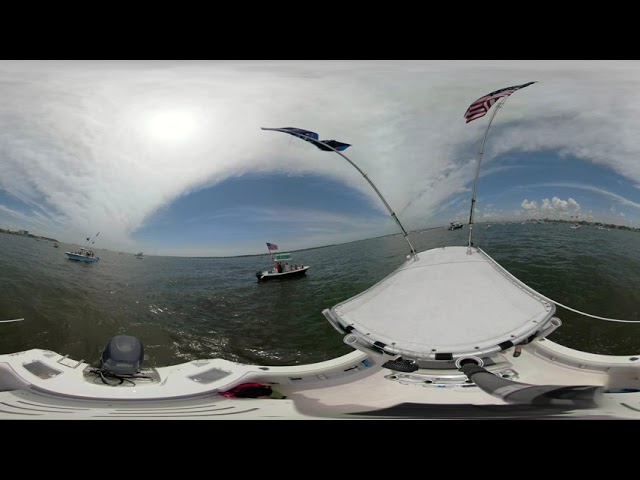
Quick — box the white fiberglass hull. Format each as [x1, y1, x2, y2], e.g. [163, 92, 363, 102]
[1, 338, 640, 419]
[65, 252, 99, 262]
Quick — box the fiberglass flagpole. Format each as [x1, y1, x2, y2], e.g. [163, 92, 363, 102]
[262, 127, 418, 259]
[466, 97, 507, 254]
[330, 147, 417, 258]
[464, 81, 537, 255]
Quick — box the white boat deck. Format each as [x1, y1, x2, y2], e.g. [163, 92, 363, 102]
[2, 339, 640, 419]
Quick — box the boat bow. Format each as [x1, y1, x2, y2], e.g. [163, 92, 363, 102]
[323, 245, 556, 362]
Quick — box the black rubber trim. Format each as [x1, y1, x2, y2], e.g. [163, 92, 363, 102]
[435, 353, 453, 361]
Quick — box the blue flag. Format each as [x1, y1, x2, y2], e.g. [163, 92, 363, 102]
[262, 127, 350, 152]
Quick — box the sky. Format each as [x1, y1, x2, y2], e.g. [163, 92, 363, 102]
[1, 60, 640, 257]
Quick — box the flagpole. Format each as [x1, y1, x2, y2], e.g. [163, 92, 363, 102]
[464, 81, 536, 255]
[263, 128, 418, 259]
[466, 97, 508, 255]
[332, 148, 418, 258]
[266, 243, 274, 260]
[83, 232, 99, 249]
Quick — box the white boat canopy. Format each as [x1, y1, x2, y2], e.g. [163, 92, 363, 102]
[323, 246, 556, 361]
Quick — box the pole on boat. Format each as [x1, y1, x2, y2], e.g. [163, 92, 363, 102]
[83, 232, 100, 250]
[0, 318, 25, 323]
[265, 242, 277, 267]
[262, 127, 418, 259]
[466, 98, 506, 255]
[464, 81, 537, 255]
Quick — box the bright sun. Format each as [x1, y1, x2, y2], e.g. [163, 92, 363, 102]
[146, 111, 197, 142]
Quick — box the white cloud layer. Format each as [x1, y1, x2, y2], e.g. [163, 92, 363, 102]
[2, 60, 640, 254]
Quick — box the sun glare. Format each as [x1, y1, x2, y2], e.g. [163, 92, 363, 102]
[146, 111, 197, 142]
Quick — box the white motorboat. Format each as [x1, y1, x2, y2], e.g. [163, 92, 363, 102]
[256, 251, 309, 281]
[1, 245, 639, 419]
[2, 83, 639, 419]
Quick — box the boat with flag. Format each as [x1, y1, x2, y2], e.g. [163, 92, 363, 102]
[65, 232, 100, 262]
[256, 243, 309, 281]
[4, 83, 640, 419]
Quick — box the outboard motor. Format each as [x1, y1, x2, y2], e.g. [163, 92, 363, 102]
[100, 335, 144, 375]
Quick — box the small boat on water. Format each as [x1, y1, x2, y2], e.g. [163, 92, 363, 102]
[65, 232, 100, 262]
[53, 242, 59, 248]
[2, 84, 640, 419]
[256, 252, 309, 281]
[65, 248, 99, 262]
[571, 224, 581, 229]
[448, 220, 463, 230]
[135, 252, 144, 259]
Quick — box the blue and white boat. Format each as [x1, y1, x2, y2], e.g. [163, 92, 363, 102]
[65, 248, 99, 262]
[65, 232, 100, 262]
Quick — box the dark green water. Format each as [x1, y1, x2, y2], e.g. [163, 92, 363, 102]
[1, 223, 639, 368]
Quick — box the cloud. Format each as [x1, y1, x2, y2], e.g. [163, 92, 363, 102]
[540, 196, 581, 214]
[2, 60, 640, 254]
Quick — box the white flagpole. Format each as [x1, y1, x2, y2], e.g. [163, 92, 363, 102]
[263, 128, 418, 259]
[466, 97, 508, 255]
[266, 243, 275, 261]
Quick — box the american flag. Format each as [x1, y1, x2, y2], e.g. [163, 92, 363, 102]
[464, 81, 536, 124]
[266, 242, 278, 251]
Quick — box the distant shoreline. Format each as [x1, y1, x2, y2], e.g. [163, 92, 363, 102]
[3, 218, 637, 259]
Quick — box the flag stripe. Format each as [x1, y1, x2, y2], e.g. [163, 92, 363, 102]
[464, 82, 536, 123]
[266, 242, 278, 251]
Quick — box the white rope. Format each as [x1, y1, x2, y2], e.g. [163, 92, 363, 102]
[541, 296, 640, 324]
[480, 247, 640, 324]
[0, 318, 25, 323]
